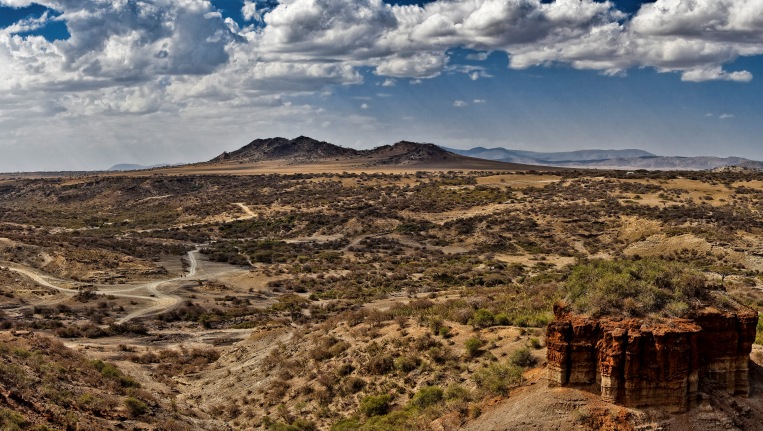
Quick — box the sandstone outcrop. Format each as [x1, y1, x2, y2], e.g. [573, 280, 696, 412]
[547, 302, 758, 413]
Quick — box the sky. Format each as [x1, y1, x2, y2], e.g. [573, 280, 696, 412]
[1, 0, 763, 171]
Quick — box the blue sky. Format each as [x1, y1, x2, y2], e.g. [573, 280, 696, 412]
[1, 0, 762, 171]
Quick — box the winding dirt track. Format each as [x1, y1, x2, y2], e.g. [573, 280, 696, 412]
[114, 249, 199, 324]
[1, 204, 260, 324]
[234, 202, 256, 218]
[3, 249, 207, 324]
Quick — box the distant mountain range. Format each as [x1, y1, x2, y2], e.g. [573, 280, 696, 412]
[445, 146, 763, 170]
[445, 147, 655, 164]
[108, 163, 170, 171]
[109, 138, 763, 174]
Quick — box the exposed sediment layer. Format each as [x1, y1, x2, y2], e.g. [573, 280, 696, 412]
[547, 304, 758, 412]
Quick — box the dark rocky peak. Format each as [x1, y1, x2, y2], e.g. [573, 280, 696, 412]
[211, 136, 358, 163]
[364, 140, 458, 165]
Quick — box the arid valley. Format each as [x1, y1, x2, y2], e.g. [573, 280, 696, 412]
[5, 0, 763, 429]
[0, 138, 761, 430]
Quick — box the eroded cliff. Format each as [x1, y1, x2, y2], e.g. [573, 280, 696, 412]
[547, 301, 758, 413]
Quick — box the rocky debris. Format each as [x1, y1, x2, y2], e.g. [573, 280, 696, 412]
[547, 302, 758, 413]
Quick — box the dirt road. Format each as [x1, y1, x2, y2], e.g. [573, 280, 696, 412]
[3, 249, 233, 324]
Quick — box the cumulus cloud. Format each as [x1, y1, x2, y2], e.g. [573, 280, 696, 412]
[241, 0, 262, 22]
[2, 0, 763, 169]
[681, 66, 753, 82]
[3, 0, 761, 116]
[375, 51, 448, 78]
[453, 100, 468, 107]
[4, 0, 763, 90]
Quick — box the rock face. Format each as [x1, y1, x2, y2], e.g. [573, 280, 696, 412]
[547, 304, 758, 413]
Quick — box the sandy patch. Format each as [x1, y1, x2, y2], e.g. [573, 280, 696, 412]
[618, 216, 662, 242]
[477, 174, 562, 188]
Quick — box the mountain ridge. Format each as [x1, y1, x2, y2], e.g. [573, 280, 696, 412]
[446, 146, 763, 171]
[447, 146, 656, 164]
[205, 136, 531, 170]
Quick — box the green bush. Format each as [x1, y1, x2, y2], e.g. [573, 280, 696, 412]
[361, 409, 416, 431]
[92, 359, 140, 388]
[269, 422, 301, 431]
[471, 309, 495, 328]
[443, 383, 470, 402]
[0, 409, 27, 430]
[473, 362, 523, 395]
[359, 395, 392, 417]
[494, 313, 510, 326]
[124, 397, 148, 416]
[529, 337, 542, 349]
[409, 386, 443, 408]
[464, 337, 483, 358]
[331, 417, 361, 431]
[394, 355, 420, 373]
[509, 348, 536, 368]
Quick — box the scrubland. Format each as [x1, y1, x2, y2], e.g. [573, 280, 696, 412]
[0, 169, 762, 429]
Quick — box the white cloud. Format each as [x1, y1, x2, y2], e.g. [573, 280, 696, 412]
[3, 0, 763, 170]
[361, 103, 369, 109]
[719, 113, 735, 119]
[473, 99, 486, 104]
[375, 51, 448, 78]
[242, 0, 262, 22]
[381, 78, 396, 87]
[446, 64, 493, 80]
[466, 52, 489, 61]
[453, 100, 468, 107]
[3, 0, 763, 93]
[681, 66, 753, 83]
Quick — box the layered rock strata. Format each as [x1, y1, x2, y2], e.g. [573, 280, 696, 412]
[547, 304, 758, 412]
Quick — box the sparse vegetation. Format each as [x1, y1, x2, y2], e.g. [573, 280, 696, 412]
[563, 258, 714, 318]
[0, 169, 761, 429]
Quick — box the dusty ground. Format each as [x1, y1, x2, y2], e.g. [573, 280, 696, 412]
[0, 168, 762, 430]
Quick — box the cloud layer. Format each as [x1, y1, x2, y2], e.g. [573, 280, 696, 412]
[1, 0, 763, 169]
[2, 0, 761, 113]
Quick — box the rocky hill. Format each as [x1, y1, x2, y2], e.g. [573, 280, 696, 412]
[362, 141, 462, 166]
[205, 136, 546, 171]
[211, 136, 358, 163]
